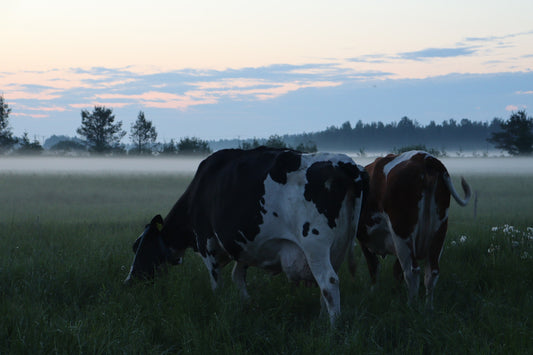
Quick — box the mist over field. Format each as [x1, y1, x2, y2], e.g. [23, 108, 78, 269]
[0, 157, 204, 175]
[1, 155, 533, 176]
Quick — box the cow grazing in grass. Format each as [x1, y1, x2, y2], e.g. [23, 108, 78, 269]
[124, 147, 368, 324]
[356, 150, 471, 309]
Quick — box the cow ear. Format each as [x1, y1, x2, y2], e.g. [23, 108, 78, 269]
[151, 214, 164, 232]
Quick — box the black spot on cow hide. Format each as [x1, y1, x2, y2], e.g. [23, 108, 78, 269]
[269, 150, 301, 184]
[304, 161, 361, 228]
[302, 222, 310, 237]
[173, 147, 305, 260]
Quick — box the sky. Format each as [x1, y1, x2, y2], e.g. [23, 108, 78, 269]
[2, 0, 533, 142]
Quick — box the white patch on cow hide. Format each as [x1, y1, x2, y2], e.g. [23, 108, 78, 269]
[383, 150, 431, 178]
[235, 152, 357, 280]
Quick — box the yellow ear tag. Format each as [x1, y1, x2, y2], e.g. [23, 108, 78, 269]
[156, 223, 163, 232]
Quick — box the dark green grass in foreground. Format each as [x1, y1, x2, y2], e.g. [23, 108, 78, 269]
[1, 173, 532, 354]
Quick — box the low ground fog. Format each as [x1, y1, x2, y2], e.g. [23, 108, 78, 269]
[1, 155, 532, 175]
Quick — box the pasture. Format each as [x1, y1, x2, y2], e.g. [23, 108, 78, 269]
[1, 161, 532, 354]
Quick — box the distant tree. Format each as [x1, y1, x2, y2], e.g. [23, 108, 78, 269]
[0, 94, 17, 153]
[16, 132, 43, 155]
[76, 106, 126, 154]
[110, 143, 127, 155]
[49, 140, 87, 154]
[44, 135, 75, 149]
[397, 116, 418, 130]
[177, 137, 211, 155]
[160, 139, 178, 155]
[264, 134, 287, 149]
[393, 144, 444, 157]
[460, 118, 473, 128]
[341, 121, 352, 131]
[239, 138, 261, 150]
[295, 141, 318, 153]
[487, 110, 533, 156]
[129, 111, 157, 155]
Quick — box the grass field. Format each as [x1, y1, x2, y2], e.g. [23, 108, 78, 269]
[1, 170, 532, 354]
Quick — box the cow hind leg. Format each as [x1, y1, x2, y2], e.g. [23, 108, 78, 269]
[279, 243, 340, 325]
[425, 220, 447, 310]
[361, 244, 380, 287]
[231, 262, 250, 299]
[424, 266, 439, 311]
[305, 252, 341, 325]
[391, 233, 420, 306]
[318, 272, 341, 326]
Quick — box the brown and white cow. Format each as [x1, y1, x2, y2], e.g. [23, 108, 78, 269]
[356, 150, 471, 309]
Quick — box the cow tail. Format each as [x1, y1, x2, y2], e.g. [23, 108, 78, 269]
[443, 172, 471, 207]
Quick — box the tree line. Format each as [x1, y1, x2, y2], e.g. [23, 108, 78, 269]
[273, 114, 532, 156]
[1, 94, 532, 156]
[0, 96, 212, 156]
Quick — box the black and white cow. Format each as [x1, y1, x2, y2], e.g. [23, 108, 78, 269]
[124, 147, 368, 324]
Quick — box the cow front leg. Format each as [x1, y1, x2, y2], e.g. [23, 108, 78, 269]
[201, 255, 221, 291]
[231, 262, 250, 299]
[424, 266, 439, 310]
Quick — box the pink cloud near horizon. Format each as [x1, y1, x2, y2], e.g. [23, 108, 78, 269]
[89, 80, 343, 110]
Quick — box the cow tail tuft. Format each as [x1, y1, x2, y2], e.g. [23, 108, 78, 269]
[443, 172, 472, 207]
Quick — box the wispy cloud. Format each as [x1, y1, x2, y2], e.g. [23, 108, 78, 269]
[69, 102, 133, 109]
[464, 30, 533, 43]
[188, 79, 341, 101]
[5, 65, 346, 114]
[398, 46, 478, 61]
[506, 104, 528, 111]
[3, 41, 533, 140]
[347, 54, 392, 64]
[5, 89, 62, 101]
[90, 78, 342, 110]
[11, 112, 49, 118]
[93, 91, 217, 110]
[15, 104, 68, 112]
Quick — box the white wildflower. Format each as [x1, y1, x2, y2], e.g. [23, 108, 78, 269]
[451, 241, 457, 246]
[491, 227, 499, 232]
[502, 224, 515, 235]
[459, 235, 467, 243]
[511, 240, 520, 248]
[487, 243, 501, 254]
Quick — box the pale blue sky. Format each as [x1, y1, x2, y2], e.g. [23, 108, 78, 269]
[2, 1, 533, 140]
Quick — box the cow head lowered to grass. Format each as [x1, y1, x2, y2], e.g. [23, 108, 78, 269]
[124, 215, 183, 282]
[124, 146, 368, 325]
